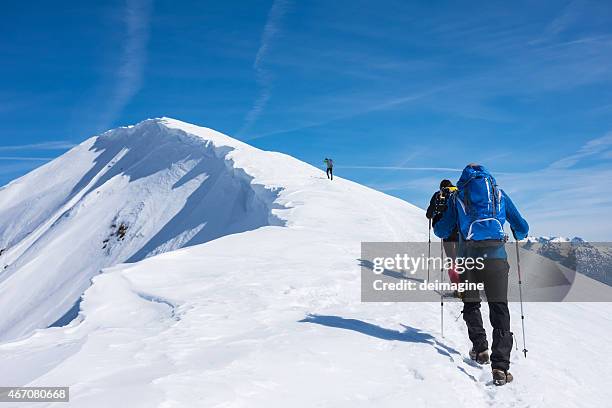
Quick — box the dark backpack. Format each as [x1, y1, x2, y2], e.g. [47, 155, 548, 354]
[433, 186, 457, 216]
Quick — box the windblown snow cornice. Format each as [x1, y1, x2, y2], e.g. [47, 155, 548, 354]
[0, 117, 288, 341]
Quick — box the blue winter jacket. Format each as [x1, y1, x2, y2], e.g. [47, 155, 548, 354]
[434, 165, 529, 259]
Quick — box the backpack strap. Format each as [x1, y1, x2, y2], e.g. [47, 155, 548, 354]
[463, 176, 475, 216]
[490, 177, 497, 216]
[453, 193, 467, 244]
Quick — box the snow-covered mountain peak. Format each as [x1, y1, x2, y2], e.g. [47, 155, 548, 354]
[92, 117, 252, 158]
[0, 118, 288, 341]
[0, 118, 424, 342]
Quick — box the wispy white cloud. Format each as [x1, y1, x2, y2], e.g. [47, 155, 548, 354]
[0, 156, 53, 161]
[338, 165, 463, 172]
[0, 141, 75, 151]
[548, 132, 612, 169]
[526, 0, 584, 46]
[496, 165, 612, 240]
[544, 0, 583, 37]
[238, 2, 609, 141]
[95, 0, 152, 131]
[368, 175, 451, 194]
[246, 86, 445, 140]
[238, 0, 292, 136]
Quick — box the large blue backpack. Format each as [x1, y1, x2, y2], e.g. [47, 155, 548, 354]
[455, 165, 506, 241]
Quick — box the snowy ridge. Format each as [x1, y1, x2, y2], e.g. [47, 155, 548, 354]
[0, 118, 424, 342]
[0, 119, 611, 407]
[0, 118, 293, 340]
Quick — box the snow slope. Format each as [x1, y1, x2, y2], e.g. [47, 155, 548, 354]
[0, 119, 284, 341]
[1, 118, 611, 408]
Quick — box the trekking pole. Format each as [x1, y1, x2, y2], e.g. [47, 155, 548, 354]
[515, 239, 528, 358]
[440, 240, 444, 338]
[427, 219, 432, 282]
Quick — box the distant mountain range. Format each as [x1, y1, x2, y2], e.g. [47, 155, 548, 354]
[524, 236, 586, 244]
[521, 236, 612, 286]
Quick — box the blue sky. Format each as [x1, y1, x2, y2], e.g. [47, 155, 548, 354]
[1, 0, 612, 239]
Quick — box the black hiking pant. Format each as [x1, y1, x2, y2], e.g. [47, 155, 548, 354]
[442, 239, 457, 259]
[461, 258, 513, 371]
[326, 167, 333, 180]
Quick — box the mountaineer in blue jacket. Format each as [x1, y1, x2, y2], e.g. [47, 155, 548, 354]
[434, 163, 528, 386]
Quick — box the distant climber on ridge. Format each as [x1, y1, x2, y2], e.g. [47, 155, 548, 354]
[324, 158, 333, 180]
[434, 164, 529, 386]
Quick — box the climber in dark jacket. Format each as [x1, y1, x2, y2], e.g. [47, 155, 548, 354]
[426, 179, 459, 261]
[324, 158, 333, 180]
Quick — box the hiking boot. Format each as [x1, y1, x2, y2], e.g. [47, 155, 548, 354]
[492, 368, 514, 386]
[469, 348, 490, 365]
